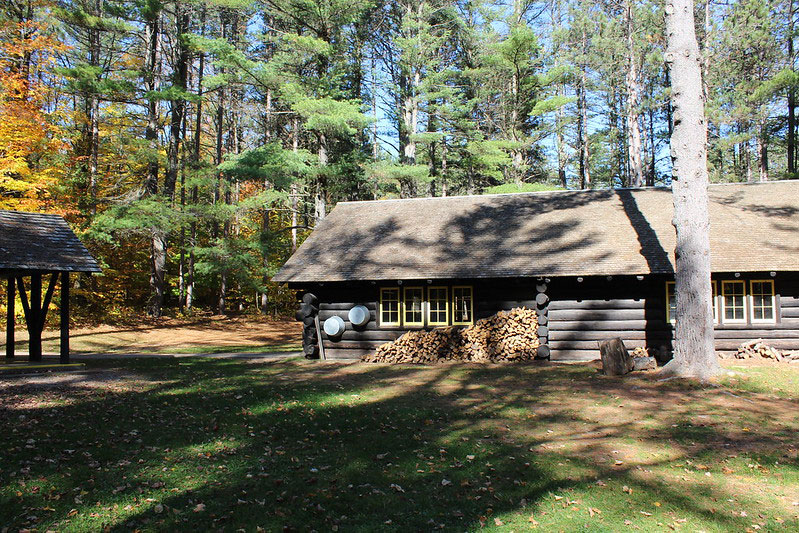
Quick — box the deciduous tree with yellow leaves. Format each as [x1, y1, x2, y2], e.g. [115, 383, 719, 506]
[0, 0, 65, 210]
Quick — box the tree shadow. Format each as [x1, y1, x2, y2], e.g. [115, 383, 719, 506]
[1, 360, 797, 531]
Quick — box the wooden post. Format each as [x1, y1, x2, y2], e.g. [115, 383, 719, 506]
[29, 273, 42, 361]
[5, 276, 14, 359]
[60, 272, 70, 363]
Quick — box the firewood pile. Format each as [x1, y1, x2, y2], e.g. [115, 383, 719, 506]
[362, 307, 539, 364]
[733, 339, 799, 362]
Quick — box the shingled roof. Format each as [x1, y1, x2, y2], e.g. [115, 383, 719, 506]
[0, 210, 101, 273]
[274, 180, 799, 283]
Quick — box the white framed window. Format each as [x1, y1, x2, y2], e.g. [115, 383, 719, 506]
[403, 287, 424, 327]
[379, 288, 401, 327]
[452, 286, 474, 325]
[749, 280, 776, 323]
[665, 281, 717, 324]
[427, 286, 448, 326]
[722, 280, 747, 323]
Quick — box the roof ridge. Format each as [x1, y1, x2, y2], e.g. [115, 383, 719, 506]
[0, 209, 66, 218]
[335, 179, 799, 206]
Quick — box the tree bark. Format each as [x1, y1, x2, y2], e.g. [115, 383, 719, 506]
[315, 133, 328, 223]
[624, 0, 644, 187]
[187, 6, 204, 312]
[291, 117, 300, 251]
[144, 3, 164, 317]
[662, 0, 719, 380]
[577, 27, 591, 189]
[165, 0, 189, 199]
[757, 122, 768, 182]
[789, 0, 796, 174]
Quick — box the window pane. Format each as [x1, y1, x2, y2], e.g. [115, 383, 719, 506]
[722, 281, 745, 321]
[712, 281, 718, 322]
[453, 287, 473, 324]
[404, 288, 423, 325]
[381, 288, 400, 325]
[666, 282, 676, 322]
[750, 281, 774, 322]
[428, 287, 448, 324]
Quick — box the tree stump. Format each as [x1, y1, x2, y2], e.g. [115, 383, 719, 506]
[599, 338, 633, 376]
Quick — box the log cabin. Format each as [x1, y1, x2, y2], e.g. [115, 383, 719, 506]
[274, 180, 799, 361]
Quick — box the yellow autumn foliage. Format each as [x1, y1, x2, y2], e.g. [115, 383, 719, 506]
[0, 1, 66, 211]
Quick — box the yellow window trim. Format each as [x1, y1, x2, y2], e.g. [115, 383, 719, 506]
[749, 279, 776, 324]
[427, 286, 449, 326]
[379, 287, 401, 327]
[452, 285, 474, 325]
[403, 286, 425, 327]
[721, 280, 747, 324]
[666, 280, 718, 324]
[666, 281, 675, 324]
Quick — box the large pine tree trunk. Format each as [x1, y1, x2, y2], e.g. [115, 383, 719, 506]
[662, 0, 719, 379]
[315, 133, 328, 223]
[789, 0, 796, 175]
[165, 0, 188, 198]
[144, 5, 164, 318]
[577, 28, 591, 189]
[757, 121, 769, 182]
[291, 117, 300, 250]
[624, 0, 644, 187]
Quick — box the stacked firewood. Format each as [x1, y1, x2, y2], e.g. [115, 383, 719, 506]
[363, 307, 539, 364]
[733, 339, 799, 362]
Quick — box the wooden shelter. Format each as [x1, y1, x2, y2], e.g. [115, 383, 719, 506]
[275, 181, 799, 361]
[1, 210, 101, 363]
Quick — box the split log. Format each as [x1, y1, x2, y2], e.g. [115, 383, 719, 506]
[632, 356, 657, 371]
[363, 307, 539, 364]
[735, 339, 794, 361]
[598, 337, 633, 376]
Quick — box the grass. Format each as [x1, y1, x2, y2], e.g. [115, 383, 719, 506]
[1, 359, 797, 532]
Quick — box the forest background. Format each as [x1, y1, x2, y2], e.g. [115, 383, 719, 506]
[0, 0, 795, 319]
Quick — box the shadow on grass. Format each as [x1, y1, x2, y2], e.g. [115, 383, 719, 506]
[0, 360, 797, 531]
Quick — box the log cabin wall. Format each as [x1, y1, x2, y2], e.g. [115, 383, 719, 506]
[301, 279, 538, 360]
[294, 271, 799, 361]
[547, 275, 668, 361]
[708, 272, 799, 352]
[547, 272, 799, 361]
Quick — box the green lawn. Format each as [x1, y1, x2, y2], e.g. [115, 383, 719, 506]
[1, 359, 797, 531]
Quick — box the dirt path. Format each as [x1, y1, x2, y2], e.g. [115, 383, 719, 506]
[0, 315, 302, 354]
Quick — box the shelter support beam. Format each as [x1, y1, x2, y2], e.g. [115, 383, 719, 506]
[29, 274, 42, 361]
[14, 273, 59, 362]
[5, 276, 14, 359]
[60, 272, 69, 363]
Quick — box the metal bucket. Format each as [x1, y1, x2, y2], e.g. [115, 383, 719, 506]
[348, 305, 370, 327]
[323, 315, 346, 337]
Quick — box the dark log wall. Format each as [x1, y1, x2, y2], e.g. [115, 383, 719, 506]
[547, 276, 669, 361]
[548, 272, 799, 361]
[709, 272, 799, 351]
[301, 279, 538, 360]
[293, 272, 799, 361]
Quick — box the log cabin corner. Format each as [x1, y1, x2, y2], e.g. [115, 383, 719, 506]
[273, 180, 799, 362]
